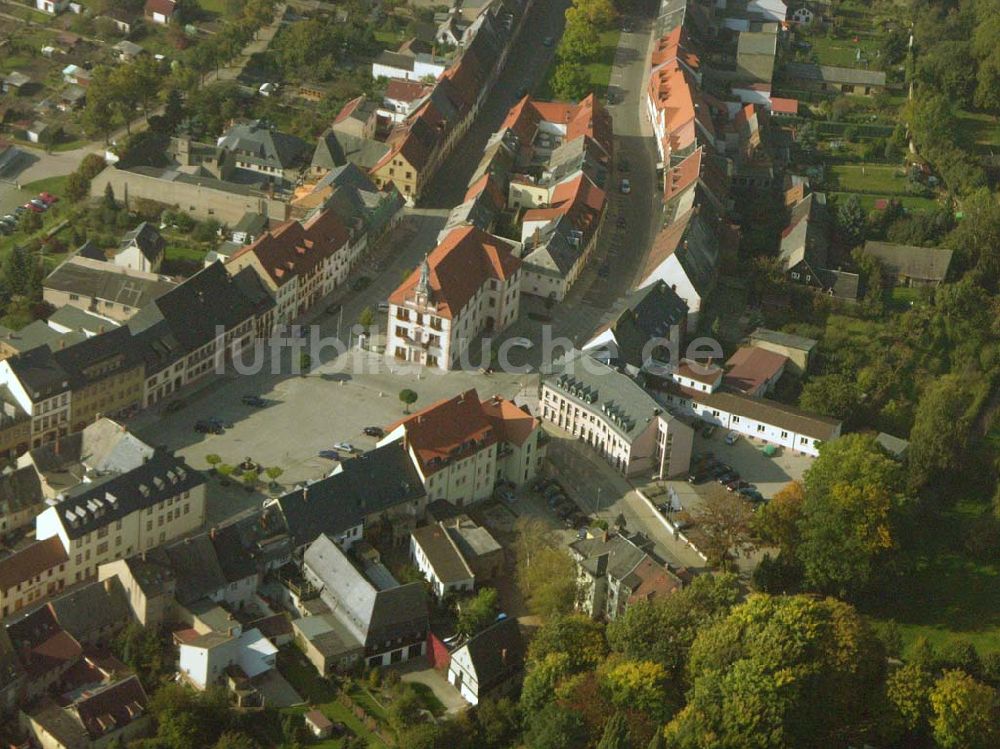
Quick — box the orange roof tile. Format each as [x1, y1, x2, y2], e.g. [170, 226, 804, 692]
[0, 537, 67, 592]
[388, 226, 520, 319]
[664, 147, 702, 203]
[481, 395, 539, 446]
[770, 97, 798, 115]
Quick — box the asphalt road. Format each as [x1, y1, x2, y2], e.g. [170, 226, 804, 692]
[419, 0, 572, 207]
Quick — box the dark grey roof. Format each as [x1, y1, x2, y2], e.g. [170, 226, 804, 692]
[749, 328, 817, 352]
[44, 257, 176, 308]
[233, 212, 268, 235]
[862, 241, 953, 283]
[156, 534, 227, 605]
[5, 344, 72, 400]
[459, 617, 524, 691]
[0, 465, 43, 515]
[304, 534, 428, 648]
[118, 222, 165, 263]
[603, 281, 688, 369]
[0, 320, 85, 356]
[217, 120, 311, 171]
[784, 62, 886, 87]
[47, 305, 121, 335]
[312, 130, 391, 172]
[47, 577, 129, 643]
[53, 452, 203, 541]
[276, 442, 425, 550]
[75, 241, 106, 261]
[374, 50, 417, 72]
[209, 523, 258, 584]
[817, 268, 861, 300]
[411, 524, 472, 584]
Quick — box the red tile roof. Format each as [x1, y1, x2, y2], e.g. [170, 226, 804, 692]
[0, 537, 67, 592]
[334, 95, 366, 124]
[664, 147, 702, 203]
[385, 79, 429, 103]
[481, 396, 539, 446]
[651, 26, 700, 71]
[74, 674, 148, 741]
[723, 346, 788, 395]
[499, 94, 612, 157]
[388, 226, 520, 319]
[641, 208, 694, 282]
[770, 97, 799, 115]
[229, 209, 349, 287]
[647, 62, 697, 155]
[676, 358, 723, 386]
[627, 557, 684, 605]
[144, 0, 175, 16]
[387, 389, 497, 476]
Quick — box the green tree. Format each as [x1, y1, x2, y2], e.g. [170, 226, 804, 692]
[929, 670, 1000, 749]
[886, 662, 934, 740]
[559, 17, 600, 61]
[457, 587, 499, 637]
[550, 63, 591, 100]
[602, 660, 673, 721]
[666, 594, 886, 749]
[797, 434, 907, 597]
[103, 183, 117, 211]
[528, 614, 607, 673]
[64, 171, 89, 203]
[515, 518, 578, 617]
[975, 48, 1000, 114]
[836, 194, 866, 248]
[474, 697, 520, 749]
[595, 712, 630, 749]
[799, 373, 862, 424]
[387, 683, 423, 732]
[647, 731, 666, 749]
[205, 454, 222, 471]
[751, 481, 804, 555]
[213, 731, 258, 749]
[357, 305, 375, 327]
[690, 491, 754, 569]
[521, 651, 573, 712]
[399, 388, 418, 413]
[908, 374, 974, 489]
[524, 702, 588, 749]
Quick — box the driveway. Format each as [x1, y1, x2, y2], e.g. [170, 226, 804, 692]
[0, 145, 99, 214]
[397, 659, 468, 715]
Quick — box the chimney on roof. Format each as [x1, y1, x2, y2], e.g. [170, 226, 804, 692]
[103, 577, 114, 594]
[303, 487, 309, 502]
[210, 527, 216, 540]
[603, 529, 610, 543]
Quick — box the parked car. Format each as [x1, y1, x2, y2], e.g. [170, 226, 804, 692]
[318, 450, 341, 460]
[687, 472, 707, 484]
[717, 472, 738, 485]
[619, 178, 631, 194]
[598, 262, 610, 278]
[496, 487, 515, 503]
[0, 215, 15, 226]
[350, 276, 371, 291]
[619, 157, 629, 172]
[325, 302, 341, 315]
[543, 485, 564, 500]
[24, 202, 44, 213]
[333, 441, 355, 453]
[726, 480, 750, 493]
[739, 488, 764, 502]
[702, 425, 716, 438]
[207, 417, 232, 430]
[363, 426, 384, 438]
[542, 36, 555, 47]
[164, 399, 185, 413]
[13, 206, 26, 215]
[242, 394, 267, 407]
[724, 431, 740, 446]
[38, 192, 58, 205]
[194, 420, 223, 435]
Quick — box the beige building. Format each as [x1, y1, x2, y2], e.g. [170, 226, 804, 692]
[380, 389, 544, 507]
[541, 351, 694, 479]
[748, 328, 817, 376]
[0, 537, 68, 618]
[387, 226, 521, 370]
[35, 452, 206, 585]
[98, 555, 177, 628]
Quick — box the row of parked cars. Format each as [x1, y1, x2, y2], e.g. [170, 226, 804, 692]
[534, 478, 590, 529]
[687, 453, 764, 503]
[0, 192, 59, 235]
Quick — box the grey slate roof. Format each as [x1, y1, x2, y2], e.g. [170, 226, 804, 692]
[543, 349, 666, 443]
[570, 533, 647, 581]
[862, 241, 953, 283]
[0, 320, 85, 356]
[304, 534, 428, 648]
[44, 257, 177, 309]
[156, 534, 227, 605]
[275, 441, 425, 550]
[780, 192, 829, 272]
[784, 62, 886, 87]
[47, 577, 129, 643]
[118, 222, 165, 263]
[52, 451, 203, 541]
[411, 523, 473, 584]
[311, 130, 391, 172]
[458, 616, 524, 692]
[749, 328, 817, 353]
[209, 523, 258, 584]
[217, 120, 312, 172]
[47, 305, 121, 336]
[600, 281, 688, 369]
[0, 465, 43, 516]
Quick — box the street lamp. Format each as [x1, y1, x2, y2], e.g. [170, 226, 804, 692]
[595, 486, 602, 514]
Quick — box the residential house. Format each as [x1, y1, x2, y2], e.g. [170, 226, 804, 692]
[34, 451, 206, 585]
[748, 327, 816, 375]
[0, 465, 46, 535]
[113, 223, 165, 274]
[216, 120, 312, 186]
[178, 627, 277, 691]
[300, 534, 429, 671]
[387, 226, 521, 370]
[780, 192, 860, 301]
[723, 346, 788, 397]
[861, 241, 953, 287]
[410, 523, 474, 598]
[5, 605, 82, 699]
[46, 577, 130, 649]
[113, 40, 146, 62]
[230, 212, 268, 245]
[583, 281, 689, 376]
[98, 554, 176, 628]
[145, 0, 176, 25]
[371, 50, 448, 83]
[304, 710, 334, 739]
[269, 441, 428, 554]
[0, 538, 68, 619]
[783, 62, 887, 96]
[22, 672, 151, 749]
[540, 350, 695, 479]
[380, 79, 430, 124]
[448, 617, 524, 705]
[569, 531, 684, 620]
[380, 389, 545, 506]
[736, 29, 778, 84]
[35, 0, 69, 14]
[43, 255, 176, 324]
[330, 96, 380, 140]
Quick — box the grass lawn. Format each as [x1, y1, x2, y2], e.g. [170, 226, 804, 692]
[864, 496, 1000, 654]
[956, 109, 1000, 152]
[22, 176, 69, 197]
[830, 191, 939, 213]
[827, 164, 909, 193]
[275, 648, 390, 749]
[802, 34, 882, 68]
[374, 30, 406, 47]
[583, 29, 621, 95]
[198, 0, 228, 15]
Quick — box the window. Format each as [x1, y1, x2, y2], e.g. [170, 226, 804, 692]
[97, 541, 108, 555]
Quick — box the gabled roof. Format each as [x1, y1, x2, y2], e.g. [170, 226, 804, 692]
[480, 395, 539, 446]
[0, 537, 67, 593]
[145, 0, 175, 16]
[749, 327, 817, 352]
[304, 534, 428, 647]
[642, 209, 721, 296]
[456, 616, 524, 691]
[0, 464, 43, 515]
[156, 534, 227, 605]
[862, 241, 953, 283]
[118, 222, 164, 263]
[73, 674, 148, 741]
[591, 281, 688, 369]
[723, 346, 788, 394]
[386, 389, 496, 476]
[411, 523, 473, 584]
[784, 62, 886, 87]
[6, 605, 82, 678]
[217, 120, 312, 171]
[275, 441, 425, 549]
[389, 226, 520, 319]
[47, 578, 129, 644]
[779, 192, 829, 271]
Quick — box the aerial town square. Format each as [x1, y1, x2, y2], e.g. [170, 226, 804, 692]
[0, 0, 996, 746]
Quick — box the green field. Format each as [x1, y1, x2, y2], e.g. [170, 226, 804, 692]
[830, 191, 939, 213]
[827, 164, 910, 193]
[583, 29, 621, 93]
[804, 34, 882, 68]
[956, 109, 1000, 152]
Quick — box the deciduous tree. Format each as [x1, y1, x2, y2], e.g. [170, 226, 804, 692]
[929, 670, 1000, 749]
